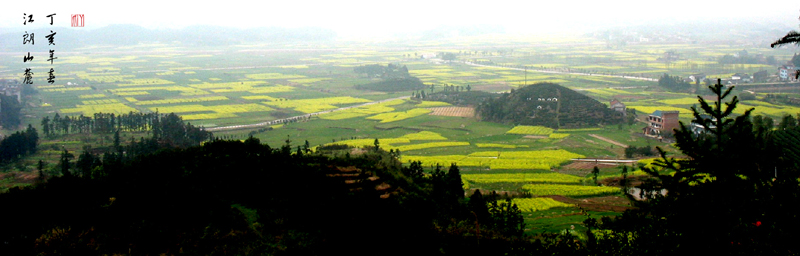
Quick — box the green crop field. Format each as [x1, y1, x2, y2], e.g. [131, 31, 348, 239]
[463, 173, 583, 184]
[522, 184, 621, 197]
[511, 198, 575, 212]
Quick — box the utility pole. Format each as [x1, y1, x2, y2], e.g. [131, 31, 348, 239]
[524, 66, 527, 86]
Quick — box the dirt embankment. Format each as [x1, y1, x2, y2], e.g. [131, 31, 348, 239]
[547, 195, 633, 212]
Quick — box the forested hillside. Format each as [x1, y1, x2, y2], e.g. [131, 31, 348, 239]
[477, 83, 623, 128]
[0, 138, 572, 255]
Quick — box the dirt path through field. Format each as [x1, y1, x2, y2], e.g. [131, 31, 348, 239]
[588, 134, 627, 148]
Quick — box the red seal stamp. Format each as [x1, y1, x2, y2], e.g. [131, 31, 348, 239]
[71, 14, 84, 27]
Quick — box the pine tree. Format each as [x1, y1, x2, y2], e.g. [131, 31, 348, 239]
[487, 198, 525, 237]
[24, 124, 38, 154]
[76, 147, 95, 178]
[59, 149, 74, 177]
[281, 135, 292, 155]
[468, 189, 490, 225]
[620, 165, 628, 188]
[113, 129, 121, 152]
[595, 79, 800, 254]
[41, 116, 51, 137]
[36, 160, 46, 184]
[446, 163, 465, 201]
[402, 160, 423, 179]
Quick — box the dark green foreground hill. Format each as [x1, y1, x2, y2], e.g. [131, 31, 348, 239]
[0, 139, 570, 256]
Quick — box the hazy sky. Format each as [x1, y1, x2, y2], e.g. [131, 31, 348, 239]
[2, 1, 799, 36]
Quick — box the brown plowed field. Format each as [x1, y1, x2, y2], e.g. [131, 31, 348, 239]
[427, 107, 475, 118]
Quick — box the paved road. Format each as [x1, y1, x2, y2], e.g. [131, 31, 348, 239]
[570, 158, 638, 164]
[206, 96, 410, 132]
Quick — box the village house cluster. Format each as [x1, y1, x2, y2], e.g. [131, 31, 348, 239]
[0, 79, 22, 103]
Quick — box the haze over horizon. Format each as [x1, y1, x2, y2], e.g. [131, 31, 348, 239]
[3, 0, 800, 39]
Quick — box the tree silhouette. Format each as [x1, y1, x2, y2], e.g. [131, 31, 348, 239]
[59, 149, 74, 177]
[772, 16, 800, 78]
[593, 78, 800, 254]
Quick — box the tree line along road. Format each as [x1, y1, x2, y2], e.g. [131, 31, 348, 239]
[461, 61, 659, 82]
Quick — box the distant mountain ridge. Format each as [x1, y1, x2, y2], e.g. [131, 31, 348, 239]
[0, 24, 337, 51]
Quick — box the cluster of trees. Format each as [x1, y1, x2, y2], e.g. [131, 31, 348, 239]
[469, 190, 526, 237]
[0, 94, 21, 129]
[435, 83, 470, 93]
[440, 52, 457, 61]
[353, 63, 410, 78]
[717, 53, 777, 65]
[150, 113, 213, 147]
[410, 83, 466, 100]
[401, 160, 525, 238]
[40, 112, 212, 148]
[353, 64, 426, 92]
[657, 73, 692, 92]
[0, 125, 38, 164]
[412, 90, 428, 99]
[54, 135, 200, 180]
[477, 83, 623, 128]
[738, 92, 757, 101]
[42, 112, 163, 136]
[246, 126, 275, 137]
[763, 93, 800, 107]
[702, 112, 797, 136]
[623, 145, 654, 158]
[425, 90, 497, 106]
